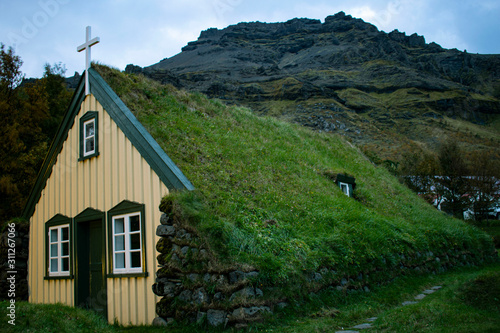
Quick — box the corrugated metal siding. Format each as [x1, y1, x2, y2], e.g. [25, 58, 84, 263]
[28, 94, 169, 325]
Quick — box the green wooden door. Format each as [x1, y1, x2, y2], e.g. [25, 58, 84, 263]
[76, 219, 107, 318]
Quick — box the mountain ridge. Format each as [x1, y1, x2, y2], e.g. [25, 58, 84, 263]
[126, 11, 500, 162]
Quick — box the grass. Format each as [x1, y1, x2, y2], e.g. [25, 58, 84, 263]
[2, 263, 498, 332]
[94, 64, 496, 285]
[252, 262, 500, 332]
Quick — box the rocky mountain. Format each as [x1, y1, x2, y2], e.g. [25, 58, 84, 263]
[127, 12, 500, 163]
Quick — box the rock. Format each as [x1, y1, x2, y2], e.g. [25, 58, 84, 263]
[310, 272, 323, 281]
[178, 290, 192, 302]
[230, 286, 255, 301]
[229, 270, 246, 283]
[176, 228, 187, 238]
[207, 309, 226, 327]
[408, 33, 425, 48]
[152, 316, 169, 327]
[245, 271, 259, 279]
[187, 273, 199, 282]
[181, 246, 190, 256]
[156, 237, 173, 253]
[192, 287, 209, 305]
[159, 213, 171, 225]
[125, 64, 143, 75]
[231, 306, 272, 320]
[213, 292, 224, 301]
[152, 280, 178, 298]
[353, 323, 372, 329]
[156, 225, 176, 237]
[415, 294, 426, 300]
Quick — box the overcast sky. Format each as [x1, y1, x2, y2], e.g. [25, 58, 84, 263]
[1, 0, 499, 78]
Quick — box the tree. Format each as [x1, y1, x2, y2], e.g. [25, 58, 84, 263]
[0, 43, 23, 98]
[435, 140, 470, 218]
[41, 62, 72, 140]
[468, 152, 500, 221]
[0, 43, 27, 221]
[0, 45, 72, 223]
[399, 148, 439, 205]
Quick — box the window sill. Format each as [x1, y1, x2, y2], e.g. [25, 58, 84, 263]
[107, 272, 148, 278]
[78, 152, 100, 162]
[44, 275, 74, 280]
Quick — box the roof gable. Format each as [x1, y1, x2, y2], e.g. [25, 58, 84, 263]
[22, 68, 193, 219]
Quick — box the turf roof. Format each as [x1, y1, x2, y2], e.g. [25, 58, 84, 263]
[94, 64, 495, 279]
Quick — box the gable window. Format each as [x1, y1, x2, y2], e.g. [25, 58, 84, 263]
[79, 111, 99, 160]
[83, 119, 95, 156]
[108, 200, 147, 277]
[45, 214, 72, 279]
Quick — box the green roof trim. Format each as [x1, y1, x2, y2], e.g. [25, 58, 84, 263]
[22, 68, 193, 219]
[87, 68, 194, 191]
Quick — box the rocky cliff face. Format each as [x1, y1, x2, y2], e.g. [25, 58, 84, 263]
[128, 12, 500, 161]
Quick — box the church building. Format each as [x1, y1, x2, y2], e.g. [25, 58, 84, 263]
[22, 28, 193, 325]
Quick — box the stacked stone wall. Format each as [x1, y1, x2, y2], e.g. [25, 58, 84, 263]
[153, 203, 498, 328]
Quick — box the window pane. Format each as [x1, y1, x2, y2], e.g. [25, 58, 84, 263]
[85, 138, 95, 153]
[61, 227, 69, 241]
[115, 235, 125, 251]
[130, 251, 141, 268]
[115, 253, 125, 269]
[50, 259, 58, 272]
[130, 215, 140, 231]
[62, 242, 69, 256]
[50, 244, 58, 257]
[114, 218, 124, 234]
[85, 121, 94, 137]
[50, 229, 58, 242]
[62, 258, 69, 272]
[130, 233, 140, 250]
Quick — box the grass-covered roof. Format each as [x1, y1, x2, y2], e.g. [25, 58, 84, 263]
[94, 64, 495, 282]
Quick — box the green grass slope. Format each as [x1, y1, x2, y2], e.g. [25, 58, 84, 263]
[96, 64, 496, 284]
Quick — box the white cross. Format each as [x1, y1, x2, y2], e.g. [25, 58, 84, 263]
[77, 26, 100, 95]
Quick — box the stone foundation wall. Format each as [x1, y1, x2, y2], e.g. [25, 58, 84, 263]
[153, 203, 498, 328]
[152, 211, 272, 328]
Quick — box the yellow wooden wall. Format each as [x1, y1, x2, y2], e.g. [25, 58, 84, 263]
[28, 94, 168, 325]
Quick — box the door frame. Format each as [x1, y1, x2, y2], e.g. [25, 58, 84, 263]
[74, 207, 107, 318]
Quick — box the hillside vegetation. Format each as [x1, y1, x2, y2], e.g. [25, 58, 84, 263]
[96, 64, 496, 285]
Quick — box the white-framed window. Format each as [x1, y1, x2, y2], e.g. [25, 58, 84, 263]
[48, 224, 70, 276]
[79, 111, 99, 161]
[339, 182, 350, 197]
[83, 118, 96, 157]
[112, 212, 142, 274]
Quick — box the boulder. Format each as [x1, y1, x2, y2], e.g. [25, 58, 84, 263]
[207, 309, 227, 327]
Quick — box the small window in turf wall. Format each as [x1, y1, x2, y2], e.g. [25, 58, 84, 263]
[336, 174, 356, 198]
